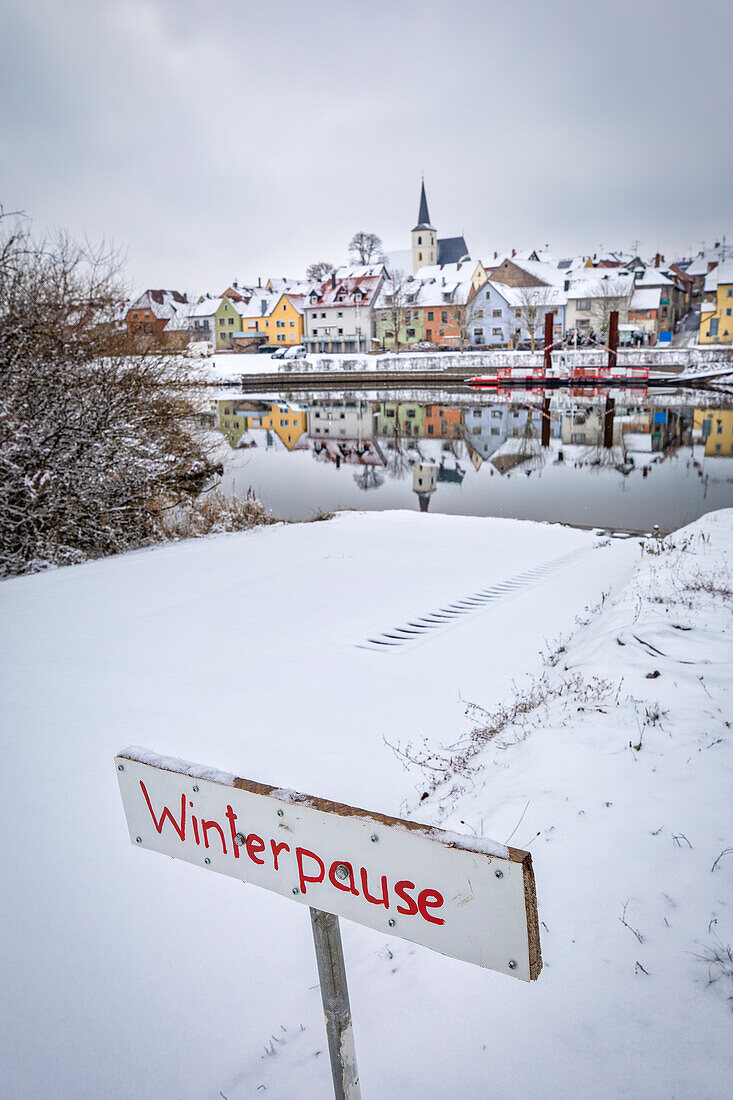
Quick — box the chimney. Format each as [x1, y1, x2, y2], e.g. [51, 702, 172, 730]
[511, 248, 516, 258]
[258, 276, 262, 288]
[564, 279, 570, 291]
[494, 251, 497, 259]
[331, 272, 336, 289]
[654, 253, 660, 268]
[233, 279, 238, 289]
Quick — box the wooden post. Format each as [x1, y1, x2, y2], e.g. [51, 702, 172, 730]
[541, 394, 551, 448]
[310, 908, 361, 1100]
[603, 395, 616, 449]
[608, 310, 618, 370]
[543, 311, 554, 373]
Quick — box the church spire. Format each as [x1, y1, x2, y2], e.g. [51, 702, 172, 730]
[414, 178, 434, 230]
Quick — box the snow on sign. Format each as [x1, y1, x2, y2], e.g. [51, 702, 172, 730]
[115, 748, 542, 981]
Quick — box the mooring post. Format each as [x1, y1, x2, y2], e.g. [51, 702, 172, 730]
[310, 907, 361, 1100]
[608, 310, 618, 370]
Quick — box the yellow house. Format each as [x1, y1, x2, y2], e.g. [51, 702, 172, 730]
[240, 292, 305, 346]
[699, 263, 733, 344]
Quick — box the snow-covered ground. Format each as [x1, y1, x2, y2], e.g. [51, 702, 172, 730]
[1, 510, 731, 1098]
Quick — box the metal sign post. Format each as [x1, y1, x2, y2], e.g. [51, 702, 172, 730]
[115, 747, 542, 1098]
[310, 908, 361, 1099]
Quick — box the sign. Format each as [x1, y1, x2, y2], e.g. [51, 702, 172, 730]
[115, 748, 542, 981]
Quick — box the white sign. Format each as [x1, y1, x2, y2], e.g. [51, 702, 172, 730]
[115, 748, 542, 981]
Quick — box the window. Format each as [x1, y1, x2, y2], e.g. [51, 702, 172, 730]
[727, 309, 732, 317]
[427, 311, 434, 321]
[492, 327, 502, 336]
[428, 424, 434, 435]
[441, 311, 448, 323]
[283, 304, 286, 310]
[472, 426, 481, 435]
[491, 427, 500, 436]
[321, 313, 326, 318]
[425, 329, 432, 340]
[492, 410, 501, 418]
[576, 299, 590, 311]
[727, 288, 733, 297]
[474, 328, 484, 340]
[219, 318, 225, 326]
[338, 328, 343, 335]
[337, 311, 343, 317]
[290, 320, 295, 326]
[418, 235, 422, 244]
[276, 320, 285, 327]
[228, 318, 234, 325]
[709, 318, 719, 336]
[514, 308, 522, 318]
[492, 309, 502, 317]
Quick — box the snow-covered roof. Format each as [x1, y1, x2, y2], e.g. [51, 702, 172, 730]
[633, 267, 673, 288]
[189, 297, 223, 318]
[129, 289, 189, 320]
[630, 288, 662, 312]
[707, 260, 733, 288]
[375, 275, 473, 310]
[307, 271, 385, 310]
[494, 258, 567, 288]
[414, 260, 478, 283]
[486, 281, 567, 308]
[566, 272, 633, 300]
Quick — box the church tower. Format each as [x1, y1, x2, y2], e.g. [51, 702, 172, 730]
[412, 179, 436, 274]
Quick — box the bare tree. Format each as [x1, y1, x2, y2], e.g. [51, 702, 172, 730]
[593, 276, 631, 338]
[0, 217, 223, 576]
[348, 231, 384, 266]
[382, 269, 411, 354]
[514, 285, 557, 351]
[306, 260, 334, 282]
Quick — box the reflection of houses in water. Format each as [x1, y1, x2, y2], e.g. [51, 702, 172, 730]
[464, 404, 552, 461]
[217, 400, 307, 450]
[374, 402, 424, 438]
[693, 409, 733, 457]
[307, 399, 376, 441]
[374, 402, 463, 440]
[561, 406, 623, 448]
[423, 405, 462, 439]
[413, 463, 437, 511]
[312, 439, 385, 466]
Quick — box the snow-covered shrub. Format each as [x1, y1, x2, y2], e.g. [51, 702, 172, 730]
[0, 219, 232, 576]
[155, 488, 277, 540]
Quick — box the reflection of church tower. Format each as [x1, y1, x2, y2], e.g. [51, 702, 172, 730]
[412, 463, 437, 512]
[412, 179, 436, 274]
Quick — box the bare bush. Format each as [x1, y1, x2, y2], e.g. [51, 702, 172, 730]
[155, 489, 277, 540]
[386, 672, 616, 794]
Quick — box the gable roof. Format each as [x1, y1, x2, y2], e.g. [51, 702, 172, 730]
[437, 236, 469, 265]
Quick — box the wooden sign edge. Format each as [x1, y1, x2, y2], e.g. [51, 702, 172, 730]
[117, 747, 543, 980]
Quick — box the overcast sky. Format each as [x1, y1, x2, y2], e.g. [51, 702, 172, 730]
[2, 0, 731, 293]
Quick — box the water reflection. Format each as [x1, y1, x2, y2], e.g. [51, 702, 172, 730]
[213, 392, 733, 533]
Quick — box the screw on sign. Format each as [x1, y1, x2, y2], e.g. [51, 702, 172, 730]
[116, 747, 542, 1099]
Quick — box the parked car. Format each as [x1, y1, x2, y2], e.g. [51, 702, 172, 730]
[283, 344, 306, 360]
[186, 340, 214, 358]
[270, 346, 288, 359]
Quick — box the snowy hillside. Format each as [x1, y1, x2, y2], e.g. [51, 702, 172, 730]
[1, 510, 731, 1098]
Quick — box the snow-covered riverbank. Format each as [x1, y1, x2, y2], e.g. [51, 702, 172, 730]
[1, 510, 731, 1098]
